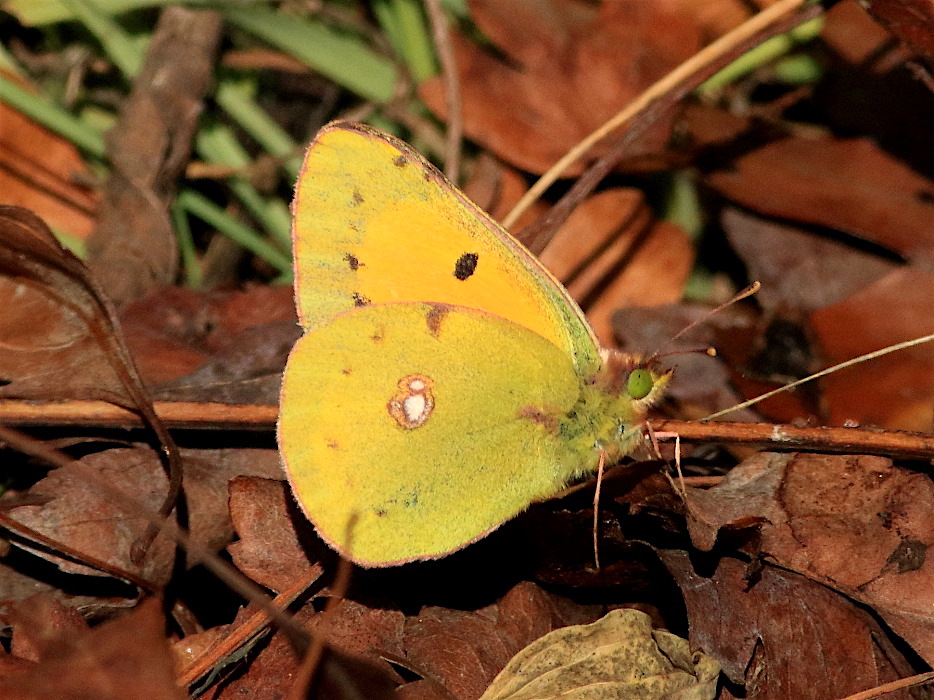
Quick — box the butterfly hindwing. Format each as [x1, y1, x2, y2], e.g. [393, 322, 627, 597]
[278, 302, 588, 566]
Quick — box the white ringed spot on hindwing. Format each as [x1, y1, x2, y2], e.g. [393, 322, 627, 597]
[387, 374, 435, 429]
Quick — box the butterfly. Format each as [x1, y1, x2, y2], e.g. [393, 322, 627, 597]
[277, 121, 669, 567]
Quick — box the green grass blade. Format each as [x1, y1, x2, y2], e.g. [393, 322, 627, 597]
[373, 0, 436, 82]
[0, 75, 106, 157]
[171, 199, 202, 288]
[3, 0, 171, 26]
[59, 0, 144, 78]
[214, 79, 302, 179]
[222, 5, 397, 103]
[196, 122, 292, 250]
[698, 17, 824, 95]
[176, 189, 292, 273]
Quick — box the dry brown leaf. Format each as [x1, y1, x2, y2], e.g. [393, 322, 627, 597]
[119, 285, 297, 397]
[707, 137, 934, 264]
[858, 0, 934, 65]
[420, 0, 701, 174]
[820, 1, 893, 64]
[683, 451, 934, 665]
[304, 598, 406, 679]
[0, 102, 98, 241]
[227, 476, 323, 592]
[539, 189, 650, 287]
[0, 206, 141, 404]
[0, 557, 133, 622]
[8, 595, 86, 662]
[810, 267, 934, 431]
[722, 207, 896, 314]
[403, 582, 602, 700]
[461, 154, 549, 232]
[152, 320, 298, 404]
[538, 189, 692, 346]
[662, 551, 919, 699]
[586, 220, 693, 346]
[208, 603, 397, 700]
[7, 445, 281, 586]
[0, 597, 184, 700]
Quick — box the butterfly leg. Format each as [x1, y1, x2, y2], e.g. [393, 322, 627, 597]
[652, 429, 688, 500]
[592, 449, 607, 571]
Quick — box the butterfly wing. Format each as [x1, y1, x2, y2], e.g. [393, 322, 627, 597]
[278, 302, 593, 567]
[291, 121, 602, 378]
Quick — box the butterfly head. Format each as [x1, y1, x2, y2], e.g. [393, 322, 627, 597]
[598, 348, 673, 409]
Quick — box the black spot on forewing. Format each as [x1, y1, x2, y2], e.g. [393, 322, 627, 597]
[454, 253, 479, 280]
[352, 292, 371, 307]
[352, 188, 365, 205]
[393, 155, 406, 168]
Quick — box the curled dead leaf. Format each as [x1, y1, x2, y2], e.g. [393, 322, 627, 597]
[479, 608, 719, 700]
[683, 451, 934, 666]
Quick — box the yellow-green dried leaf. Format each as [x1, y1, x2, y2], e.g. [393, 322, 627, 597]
[480, 609, 720, 700]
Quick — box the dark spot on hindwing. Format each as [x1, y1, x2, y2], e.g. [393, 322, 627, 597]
[373, 488, 419, 519]
[352, 188, 364, 205]
[393, 155, 406, 168]
[352, 292, 371, 307]
[454, 252, 479, 280]
[425, 305, 449, 336]
[344, 253, 362, 271]
[517, 406, 559, 434]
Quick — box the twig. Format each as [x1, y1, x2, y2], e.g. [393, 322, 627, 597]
[4, 398, 934, 461]
[650, 419, 934, 461]
[503, 0, 817, 232]
[835, 671, 934, 700]
[424, 0, 462, 181]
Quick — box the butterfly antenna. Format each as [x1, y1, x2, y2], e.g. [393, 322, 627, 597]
[703, 332, 934, 421]
[654, 346, 718, 362]
[641, 281, 759, 367]
[667, 281, 761, 348]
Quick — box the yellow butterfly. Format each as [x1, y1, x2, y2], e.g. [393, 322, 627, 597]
[278, 121, 669, 567]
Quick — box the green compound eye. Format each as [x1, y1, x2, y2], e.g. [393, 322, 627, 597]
[627, 369, 654, 400]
